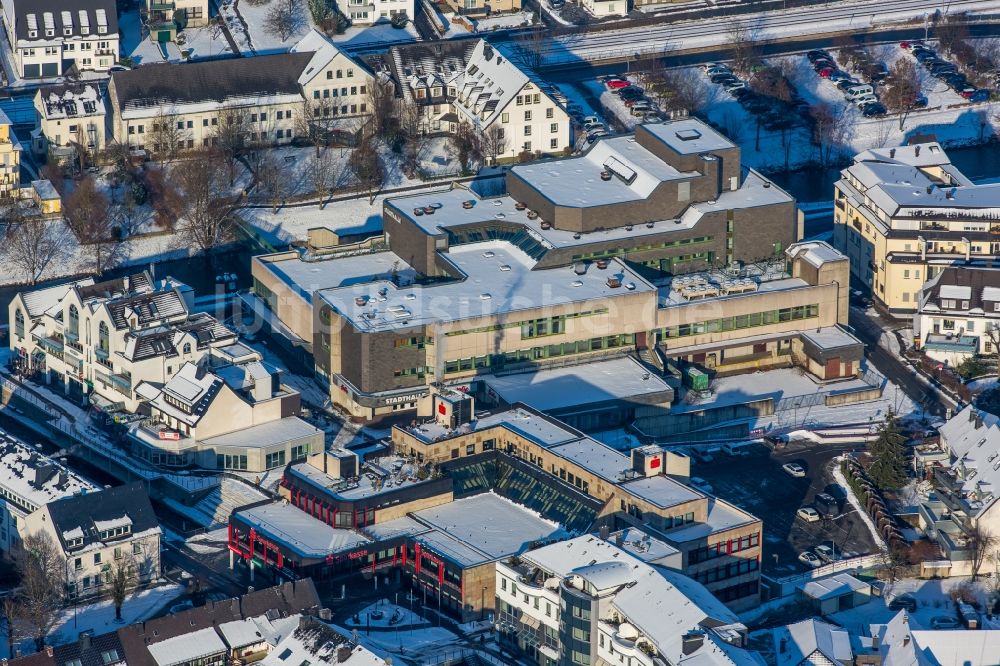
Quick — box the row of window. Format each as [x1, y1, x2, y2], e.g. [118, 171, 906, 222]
[659, 305, 820, 340]
[444, 309, 608, 337]
[442, 334, 636, 375]
[313, 85, 366, 99]
[692, 556, 759, 584]
[688, 532, 761, 564]
[570, 236, 713, 263]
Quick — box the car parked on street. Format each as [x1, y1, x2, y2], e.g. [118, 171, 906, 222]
[797, 507, 821, 522]
[606, 79, 630, 89]
[888, 594, 917, 611]
[861, 103, 887, 117]
[799, 551, 822, 568]
[782, 462, 806, 477]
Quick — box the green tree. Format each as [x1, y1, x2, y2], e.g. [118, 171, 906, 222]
[867, 411, 908, 490]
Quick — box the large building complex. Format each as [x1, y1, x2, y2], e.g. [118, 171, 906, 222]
[252, 122, 860, 424]
[833, 143, 1000, 317]
[10, 273, 321, 473]
[230, 400, 763, 615]
[2, 0, 120, 79]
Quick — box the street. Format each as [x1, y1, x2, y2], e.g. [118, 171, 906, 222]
[849, 305, 954, 419]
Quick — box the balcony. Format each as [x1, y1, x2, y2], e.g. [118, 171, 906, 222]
[35, 335, 64, 360]
[94, 370, 132, 397]
[149, 1, 175, 9]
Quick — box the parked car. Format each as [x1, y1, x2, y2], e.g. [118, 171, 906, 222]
[796, 507, 821, 522]
[911, 94, 929, 108]
[689, 477, 714, 494]
[861, 103, 887, 117]
[643, 111, 665, 122]
[814, 544, 836, 563]
[888, 594, 917, 611]
[701, 62, 729, 71]
[586, 131, 609, 143]
[807, 50, 831, 62]
[722, 80, 747, 91]
[691, 449, 714, 464]
[706, 65, 731, 76]
[584, 121, 606, 132]
[629, 103, 653, 115]
[818, 68, 836, 78]
[798, 551, 822, 568]
[959, 86, 978, 98]
[710, 71, 737, 83]
[730, 87, 753, 99]
[969, 89, 991, 103]
[853, 94, 879, 108]
[606, 79, 631, 89]
[782, 462, 806, 477]
[930, 616, 962, 629]
[836, 79, 861, 91]
[829, 71, 853, 83]
[618, 87, 644, 99]
[814, 492, 840, 517]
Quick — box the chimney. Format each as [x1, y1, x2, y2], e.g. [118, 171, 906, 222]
[599, 524, 610, 540]
[889, 148, 895, 158]
[970, 409, 977, 423]
[682, 632, 704, 655]
[915, 145, 921, 157]
[337, 646, 353, 663]
[976, 414, 984, 429]
[79, 630, 93, 651]
[615, 531, 624, 547]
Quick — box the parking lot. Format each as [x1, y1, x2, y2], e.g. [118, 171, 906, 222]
[688, 440, 880, 577]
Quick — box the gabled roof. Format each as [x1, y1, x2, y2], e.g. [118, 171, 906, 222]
[18, 277, 95, 318]
[452, 40, 528, 128]
[110, 53, 314, 110]
[290, 29, 365, 87]
[46, 481, 159, 552]
[773, 618, 853, 666]
[919, 266, 1000, 315]
[12, 0, 119, 42]
[104, 288, 188, 330]
[52, 630, 125, 666]
[36, 82, 105, 120]
[151, 362, 225, 426]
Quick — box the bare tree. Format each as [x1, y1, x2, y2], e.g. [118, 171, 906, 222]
[265, 0, 304, 41]
[810, 102, 853, 166]
[349, 134, 384, 204]
[451, 122, 482, 171]
[174, 151, 239, 255]
[872, 118, 894, 148]
[515, 29, 546, 71]
[649, 68, 710, 113]
[296, 97, 338, 157]
[750, 66, 794, 104]
[214, 106, 253, 186]
[149, 108, 185, 161]
[3, 213, 72, 285]
[64, 176, 123, 274]
[726, 19, 762, 74]
[367, 77, 399, 141]
[12, 533, 64, 651]
[2, 595, 23, 660]
[308, 148, 340, 209]
[397, 100, 424, 175]
[968, 523, 998, 579]
[882, 59, 922, 130]
[257, 153, 289, 213]
[108, 556, 137, 622]
[480, 125, 508, 165]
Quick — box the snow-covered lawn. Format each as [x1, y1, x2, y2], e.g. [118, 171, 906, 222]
[345, 600, 427, 628]
[4, 584, 184, 656]
[326, 21, 419, 49]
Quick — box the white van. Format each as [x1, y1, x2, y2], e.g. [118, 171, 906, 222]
[845, 84, 874, 100]
[722, 441, 753, 456]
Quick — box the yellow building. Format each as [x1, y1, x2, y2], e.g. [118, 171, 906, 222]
[833, 143, 1000, 317]
[0, 109, 22, 198]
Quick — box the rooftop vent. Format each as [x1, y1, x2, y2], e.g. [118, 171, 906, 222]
[607, 277, 622, 288]
[483, 251, 495, 258]
[675, 128, 702, 141]
[499, 264, 511, 271]
[480, 293, 492, 300]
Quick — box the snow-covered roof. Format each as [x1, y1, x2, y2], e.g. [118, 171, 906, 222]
[408, 493, 566, 567]
[217, 613, 300, 650]
[235, 501, 372, 559]
[318, 240, 654, 332]
[150, 362, 224, 426]
[938, 406, 1000, 517]
[147, 627, 227, 666]
[93, 516, 133, 532]
[618, 475, 703, 509]
[773, 618, 853, 666]
[786, 240, 846, 270]
[799, 572, 870, 600]
[291, 29, 360, 87]
[800, 326, 864, 352]
[452, 40, 528, 129]
[641, 119, 736, 155]
[37, 82, 105, 120]
[907, 630, 1000, 665]
[662, 499, 756, 543]
[480, 355, 673, 413]
[201, 417, 319, 451]
[856, 143, 951, 168]
[260, 623, 387, 666]
[0, 429, 95, 515]
[18, 278, 94, 318]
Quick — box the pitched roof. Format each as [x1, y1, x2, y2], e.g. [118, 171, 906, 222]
[46, 481, 160, 552]
[117, 581, 321, 666]
[773, 618, 853, 666]
[110, 53, 314, 109]
[920, 266, 1000, 314]
[12, 0, 119, 42]
[52, 630, 125, 666]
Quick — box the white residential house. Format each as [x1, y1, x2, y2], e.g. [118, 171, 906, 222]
[496, 534, 758, 666]
[915, 266, 1000, 366]
[9, 272, 238, 413]
[19, 482, 161, 601]
[145, 0, 210, 44]
[452, 40, 571, 161]
[0, 432, 94, 555]
[32, 82, 107, 158]
[582, 0, 630, 17]
[107, 30, 373, 152]
[919, 406, 1000, 577]
[2, 0, 120, 79]
[342, 0, 414, 25]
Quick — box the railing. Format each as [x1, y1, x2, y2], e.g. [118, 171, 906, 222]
[36, 336, 64, 360]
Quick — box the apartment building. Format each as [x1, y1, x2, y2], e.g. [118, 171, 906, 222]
[2, 0, 119, 79]
[32, 82, 107, 158]
[145, 0, 209, 44]
[368, 39, 571, 160]
[107, 30, 371, 153]
[0, 430, 94, 553]
[915, 266, 1000, 365]
[833, 143, 1000, 317]
[251, 122, 854, 423]
[918, 406, 1000, 577]
[20, 482, 161, 600]
[9, 272, 237, 411]
[496, 534, 760, 666]
[129, 357, 321, 471]
[0, 109, 22, 197]
[393, 401, 764, 611]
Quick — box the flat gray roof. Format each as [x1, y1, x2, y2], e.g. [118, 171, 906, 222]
[619, 475, 702, 509]
[236, 501, 371, 558]
[641, 119, 736, 155]
[483, 356, 673, 412]
[318, 240, 654, 332]
[260, 251, 418, 301]
[548, 437, 631, 483]
[402, 406, 580, 449]
[201, 417, 320, 451]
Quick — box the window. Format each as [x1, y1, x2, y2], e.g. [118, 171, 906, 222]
[98, 321, 110, 351]
[550, 139, 558, 149]
[546, 108, 554, 118]
[94, 553, 101, 565]
[501, 112, 508, 123]
[74, 557, 82, 570]
[133, 543, 142, 555]
[14, 309, 23, 340]
[524, 110, 532, 121]
[265, 450, 287, 469]
[524, 126, 532, 136]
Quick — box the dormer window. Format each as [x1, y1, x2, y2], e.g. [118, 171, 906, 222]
[67, 537, 83, 549]
[46, 30, 54, 37]
[28, 30, 37, 38]
[64, 28, 72, 36]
